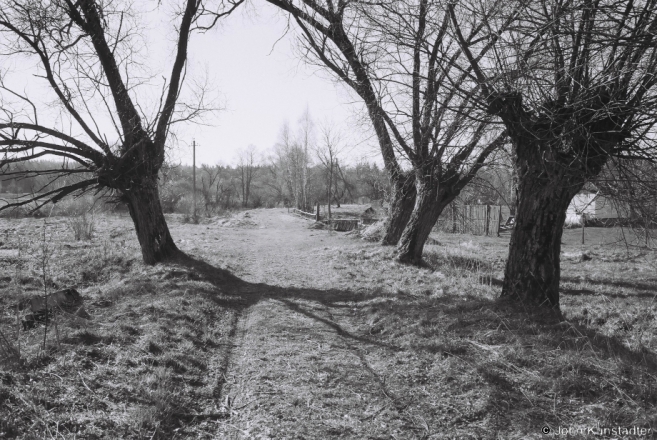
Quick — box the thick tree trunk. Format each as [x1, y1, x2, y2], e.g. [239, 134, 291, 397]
[509, 163, 518, 216]
[381, 172, 416, 245]
[396, 176, 454, 264]
[501, 164, 584, 307]
[487, 89, 620, 308]
[124, 177, 178, 265]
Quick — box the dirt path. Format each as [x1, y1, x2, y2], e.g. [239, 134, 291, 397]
[5, 209, 653, 438]
[183, 210, 431, 439]
[207, 209, 352, 288]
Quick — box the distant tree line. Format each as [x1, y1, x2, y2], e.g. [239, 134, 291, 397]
[0, 161, 91, 195]
[1, 155, 390, 216]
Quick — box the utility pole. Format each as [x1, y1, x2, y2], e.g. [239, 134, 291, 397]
[193, 139, 197, 222]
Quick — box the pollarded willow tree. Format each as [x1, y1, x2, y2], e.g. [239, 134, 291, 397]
[266, 0, 507, 263]
[449, 0, 657, 307]
[0, 0, 242, 264]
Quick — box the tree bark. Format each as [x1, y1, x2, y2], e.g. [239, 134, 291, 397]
[487, 92, 614, 308]
[396, 172, 457, 264]
[500, 135, 593, 307]
[123, 176, 178, 265]
[381, 172, 416, 246]
[501, 174, 583, 307]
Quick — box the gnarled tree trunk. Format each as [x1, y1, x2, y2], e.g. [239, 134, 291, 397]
[501, 135, 607, 307]
[396, 183, 443, 264]
[396, 170, 459, 264]
[501, 170, 583, 307]
[487, 91, 616, 308]
[123, 176, 178, 265]
[381, 172, 416, 245]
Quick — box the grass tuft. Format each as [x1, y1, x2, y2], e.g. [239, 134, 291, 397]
[66, 212, 96, 241]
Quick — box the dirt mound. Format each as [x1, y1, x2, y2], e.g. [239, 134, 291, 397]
[562, 250, 593, 262]
[215, 211, 258, 228]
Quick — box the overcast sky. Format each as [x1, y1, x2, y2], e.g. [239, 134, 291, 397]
[0, 1, 378, 168]
[172, 1, 374, 167]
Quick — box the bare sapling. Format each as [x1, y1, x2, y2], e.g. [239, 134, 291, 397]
[15, 235, 22, 357]
[39, 220, 60, 354]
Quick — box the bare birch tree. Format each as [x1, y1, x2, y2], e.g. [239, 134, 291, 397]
[315, 123, 344, 222]
[275, 120, 311, 209]
[298, 107, 314, 210]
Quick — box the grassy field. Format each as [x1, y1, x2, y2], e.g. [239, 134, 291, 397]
[1, 209, 656, 439]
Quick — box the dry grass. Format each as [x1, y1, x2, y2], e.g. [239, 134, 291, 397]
[1, 211, 656, 438]
[213, 218, 656, 439]
[66, 212, 96, 241]
[0, 215, 242, 439]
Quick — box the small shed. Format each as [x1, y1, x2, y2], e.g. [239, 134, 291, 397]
[566, 192, 624, 224]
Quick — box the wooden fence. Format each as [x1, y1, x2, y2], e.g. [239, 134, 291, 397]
[434, 204, 511, 236]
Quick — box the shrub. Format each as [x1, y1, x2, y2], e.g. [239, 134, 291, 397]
[67, 213, 96, 241]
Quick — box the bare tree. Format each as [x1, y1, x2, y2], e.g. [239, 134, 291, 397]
[0, 0, 243, 264]
[262, 151, 288, 206]
[200, 164, 222, 215]
[265, 0, 506, 263]
[315, 123, 344, 222]
[265, 0, 416, 243]
[275, 120, 310, 209]
[298, 107, 314, 210]
[449, 0, 657, 307]
[331, 160, 355, 207]
[355, 160, 389, 201]
[237, 144, 259, 208]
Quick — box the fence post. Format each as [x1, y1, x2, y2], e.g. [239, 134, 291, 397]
[316, 202, 320, 222]
[581, 213, 586, 245]
[485, 205, 490, 236]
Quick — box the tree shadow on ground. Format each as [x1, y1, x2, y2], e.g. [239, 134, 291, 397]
[561, 276, 657, 296]
[372, 293, 657, 432]
[560, 285, 657, 298]
[168, 251, 400, 349]
[424, 253, 493, 273]
[170, 250, 657, 368]
[167, 251, 657, 434]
